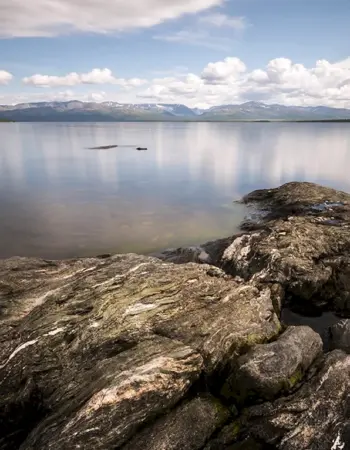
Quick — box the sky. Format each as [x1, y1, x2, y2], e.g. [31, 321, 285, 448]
[0, 0, 350, 109]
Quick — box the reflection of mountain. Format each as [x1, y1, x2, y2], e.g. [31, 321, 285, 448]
[1, 101, 350, 121]
[1, 122, 350, 258]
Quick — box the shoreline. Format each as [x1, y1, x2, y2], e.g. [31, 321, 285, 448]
[1, 118, 350, 123]
[1, 181, 350, 449]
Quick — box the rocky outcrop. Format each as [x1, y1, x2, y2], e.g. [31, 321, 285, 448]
[242, 181, 350, 219]
[222, 325, 323, 403]
[3, 181, 350, 449]
[223, 182, 350, 315]
[0, 254, 281, 449]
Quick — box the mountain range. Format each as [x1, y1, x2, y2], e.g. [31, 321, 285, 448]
[0, 100, 350, 121]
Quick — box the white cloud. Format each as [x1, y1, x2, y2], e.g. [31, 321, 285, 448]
[23, 68, 147, 88]
[0, 0, 224, 37]
[201, 57, 246, 84]
[198, 13, 247, 30]
[138, 56, 350, 108]
[0, 70, 13, 85]
[3, 56, 350, 109]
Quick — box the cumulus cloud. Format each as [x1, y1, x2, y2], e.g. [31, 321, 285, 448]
[138, 56, 350, 108]
[201, 57, 246, 84]
[198, 13, 247, 30]
[0, 0, 224, 37]
[0, 70, 13, 85]
[4, 56, 350, 109]
[22, 68, 147, 88]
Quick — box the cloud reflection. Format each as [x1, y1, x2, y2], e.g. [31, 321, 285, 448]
[0, 122, 349, 258]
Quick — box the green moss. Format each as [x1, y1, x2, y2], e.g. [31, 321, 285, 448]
[211, 397, 231, 422]
[287, 368, 303, 389]
[230, 420, 241, 439]
[244, 333, 262, 345]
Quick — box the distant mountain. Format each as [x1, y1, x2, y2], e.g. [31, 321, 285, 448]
[200, 101, 350, 120]
[0, 100, 349, 122]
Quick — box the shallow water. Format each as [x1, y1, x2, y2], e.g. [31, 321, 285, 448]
[0, 121, 350, 259]
[282, 309, 340, 349]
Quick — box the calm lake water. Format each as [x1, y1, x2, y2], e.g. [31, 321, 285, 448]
[1, 121, 350, 259]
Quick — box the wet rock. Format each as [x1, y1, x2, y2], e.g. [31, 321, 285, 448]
[0, 254, 281, 449]
[151, 245, 213, 265]
[222, 182, 350, 314]
[329, 319, 350, 353]
[222, 326, 322, 403]
[234, 350, 350, 450]
[122, 394, 231, 450]
[151, 236, 236, 266]
[243, 181, 350, 220]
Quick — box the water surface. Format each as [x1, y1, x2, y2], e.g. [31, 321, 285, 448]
[0, 122, 349, 259]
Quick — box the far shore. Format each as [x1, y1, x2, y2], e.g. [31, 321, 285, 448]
[1, 118, 350, 123]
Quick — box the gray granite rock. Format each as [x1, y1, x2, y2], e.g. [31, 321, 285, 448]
[222, 325, 323, 403]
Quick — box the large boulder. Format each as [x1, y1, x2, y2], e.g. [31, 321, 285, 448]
[207, 350, 350, 450]
[0, 254, 281, 450]
[222, 325, 323, 403]
[222, 182, 350, 314]
[240, 350, 350, 450]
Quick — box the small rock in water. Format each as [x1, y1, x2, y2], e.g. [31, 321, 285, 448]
[89, 145, 118, 150]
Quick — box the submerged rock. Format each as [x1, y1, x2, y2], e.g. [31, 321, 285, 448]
[222, 325, 322, 403]
[0, 254, 281, 449]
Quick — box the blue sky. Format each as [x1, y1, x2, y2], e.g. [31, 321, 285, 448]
[0, 0, 349, 108]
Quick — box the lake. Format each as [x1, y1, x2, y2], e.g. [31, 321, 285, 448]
[1, 121, 350, 259]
